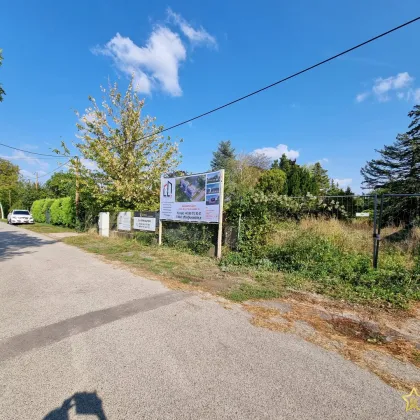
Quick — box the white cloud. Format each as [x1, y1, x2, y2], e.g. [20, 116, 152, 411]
[356, 72, 417, 103]
[94, 28, 186, 96]
[0, 151, 49, 170]
[406, 88, 420, 102]
[356, 92, 370, 103]
[167, 8, 217, 48]
[94, 10, 216, 96]
[80, 158, 98, 171]
[334, 178, 352, 188]
[252, 144, 299, 161]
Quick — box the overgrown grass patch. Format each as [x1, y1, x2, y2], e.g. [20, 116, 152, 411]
[222, 219, 420, 308]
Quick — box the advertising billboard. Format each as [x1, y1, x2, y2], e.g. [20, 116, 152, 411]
[160, 170, 223, 223]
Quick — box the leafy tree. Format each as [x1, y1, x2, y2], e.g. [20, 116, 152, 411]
[0, 158, 19, 214]
[361, 105, 420, 193]
[0, 49, 5, 102]
[228, 153, 263, 198]
[247, 152, 272, 170]
[75, 79, 181, 210]
[15, 180, 46, 210]
[210, 140, 235, 171]
[44, 172, 76, 198]
[256, 169, 287, 194]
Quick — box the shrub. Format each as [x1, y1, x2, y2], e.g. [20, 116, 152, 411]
[163, 223, 215, 255]
[31, 199, 45, 222]
[50, 198, 63, 225]
[42, 198, 55, 223]
[223, 229, 420, 308]
[60, 197, 75, 227]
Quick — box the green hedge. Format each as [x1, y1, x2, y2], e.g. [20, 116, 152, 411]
[31, 197, 75, 227]
[31, 199, 45, 222]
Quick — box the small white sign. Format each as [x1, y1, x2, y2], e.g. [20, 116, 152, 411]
[356, 212, 370, 217]
[117, 212, 131, 231]
[133, 216, 156, 232]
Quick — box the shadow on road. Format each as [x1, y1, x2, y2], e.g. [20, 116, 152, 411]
[43, 392, 107, 419]
[0, 228, 55, 260]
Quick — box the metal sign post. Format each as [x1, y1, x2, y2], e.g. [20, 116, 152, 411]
[216, 169, 225, 259]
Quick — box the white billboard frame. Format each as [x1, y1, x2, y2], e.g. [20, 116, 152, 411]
[158, 169, 225, 258]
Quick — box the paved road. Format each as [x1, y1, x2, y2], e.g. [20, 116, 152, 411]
[0, 223, 410, 419]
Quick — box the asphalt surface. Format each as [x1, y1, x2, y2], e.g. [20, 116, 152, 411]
[0, 222, 412, 419]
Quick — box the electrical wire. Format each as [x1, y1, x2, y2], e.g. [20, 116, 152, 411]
[127, 16, 420, 143]
[0, 142, 74, 158]
[36, 160, 72, 180]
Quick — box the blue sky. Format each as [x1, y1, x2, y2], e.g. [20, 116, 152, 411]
[1, 0, 419, 192]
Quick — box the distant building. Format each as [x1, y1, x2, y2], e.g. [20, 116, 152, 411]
[180, 179, 198, 199]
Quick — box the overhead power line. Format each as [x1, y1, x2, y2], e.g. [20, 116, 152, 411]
[37, 160, 72, 180]
[130, 16, 420, 143]
[0, 142, 73, 158]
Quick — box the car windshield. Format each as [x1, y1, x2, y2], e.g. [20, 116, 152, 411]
[13, 210, 30, 215]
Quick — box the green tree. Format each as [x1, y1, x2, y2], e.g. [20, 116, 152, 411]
[310, 162, 330, 193]
[279, 153, 292, 175]
[0, 158, 19, 214]
[271, 159, 280, 170]
[361, 105, 420, 193]
[287, 164, 301, 196]
[44, 172, 76, 198]
[14, 180, 46, 210]
[256, 169, 287, 195]
[210, 140, 235, 171]
[75, 79, 181, 210]
[0, 49, 5, 102]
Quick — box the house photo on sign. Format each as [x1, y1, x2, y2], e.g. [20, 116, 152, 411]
[160, 170, 223, 223]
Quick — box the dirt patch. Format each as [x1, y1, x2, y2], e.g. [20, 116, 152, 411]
[243, 296, 420, 391]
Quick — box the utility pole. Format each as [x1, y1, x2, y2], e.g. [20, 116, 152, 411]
[34, 172, 39, 190]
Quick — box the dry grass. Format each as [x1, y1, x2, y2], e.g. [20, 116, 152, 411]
[270, 217, 417, 258]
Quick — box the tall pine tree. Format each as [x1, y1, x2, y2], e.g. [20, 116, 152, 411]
[361, 105, 420, 193]
[211, 140, 236, 171]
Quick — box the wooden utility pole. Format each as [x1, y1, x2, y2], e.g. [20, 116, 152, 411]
[35, 172, 39, 190]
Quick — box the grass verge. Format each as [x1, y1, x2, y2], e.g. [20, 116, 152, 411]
[63, 233, 255, 295]
[21, 223, 76, 234]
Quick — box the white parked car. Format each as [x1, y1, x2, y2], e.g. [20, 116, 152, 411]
[7, 209, 34, 225]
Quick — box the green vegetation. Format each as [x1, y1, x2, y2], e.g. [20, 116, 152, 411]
[222, 218, 420, 308]
[31, 197, 75, 227]
[22, 223, 75, 234]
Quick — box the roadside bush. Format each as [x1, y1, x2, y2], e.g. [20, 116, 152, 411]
[42, 198, 55, 222]
[222, 229, 420, 308]
[31, 199, 45, 222]
[60, 197, 75, 227]
[163, 223, 215, 255]
[49, 198, 63, 225]
[134, 231, 156, 245]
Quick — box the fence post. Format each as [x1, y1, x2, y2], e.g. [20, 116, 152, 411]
[373, 195, 384, 269]
[158, 220, 163, 246]
[372, 194, 378, 268]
